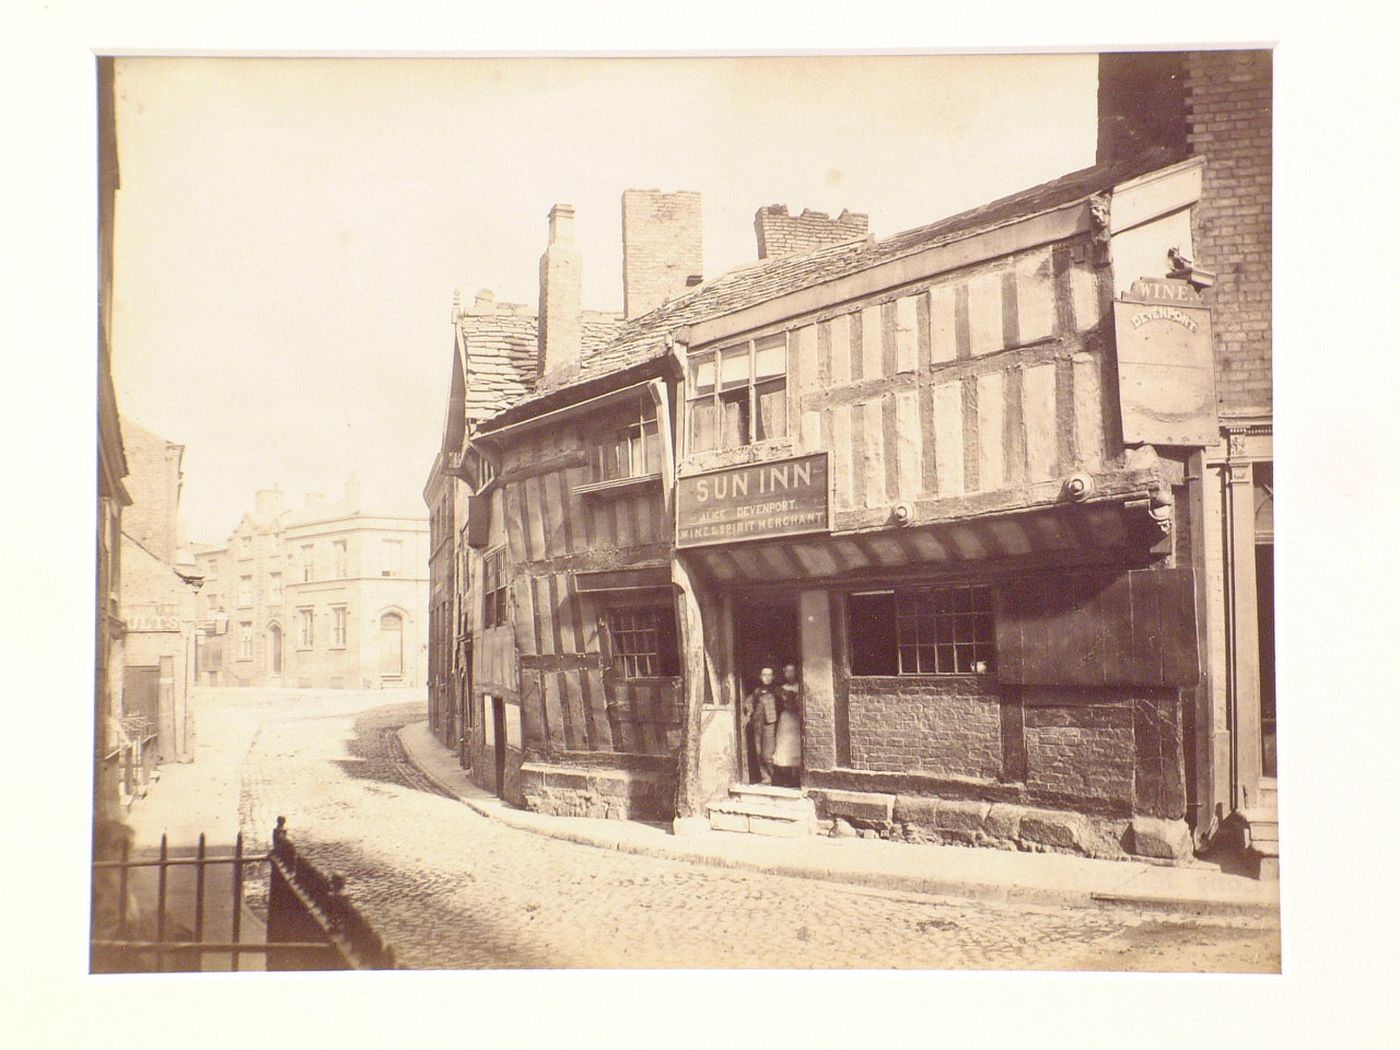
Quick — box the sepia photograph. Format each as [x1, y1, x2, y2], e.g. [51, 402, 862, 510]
[87, 47, 1286, 976]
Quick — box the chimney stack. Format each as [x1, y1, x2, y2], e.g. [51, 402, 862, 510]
[537, 203, 583, 385]
[622, 189, 703, 319]
[255, 486, 284, 518]
[754, 205, 869, 260]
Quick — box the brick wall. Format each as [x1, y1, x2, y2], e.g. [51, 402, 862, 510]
[847, 677, 1002, 779]
[1185, 49, 1272, 414]
[120, 419, 183, 563]
[622, 189, 703, 318]
[1022, 689, 1135, 806]
[754, 204, 868, 260]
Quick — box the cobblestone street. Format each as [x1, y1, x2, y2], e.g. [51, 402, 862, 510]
[154, 688, 1279, 972]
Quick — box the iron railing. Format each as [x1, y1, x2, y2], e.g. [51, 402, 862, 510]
[91, 816, 395, 972]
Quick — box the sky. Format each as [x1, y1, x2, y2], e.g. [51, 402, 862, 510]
[111, 54, 1099, 545]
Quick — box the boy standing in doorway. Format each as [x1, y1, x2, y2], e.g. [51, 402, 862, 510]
[743, 666, 781, 785]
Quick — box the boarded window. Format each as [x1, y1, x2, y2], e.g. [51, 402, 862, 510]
[994, 568, 1198, 688]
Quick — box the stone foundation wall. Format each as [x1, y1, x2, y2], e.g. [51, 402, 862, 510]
[1022, 690, 1136, 805]
[808, 787, 1191, 861]
[847, 677, 1002, 779]
[520, 762, 675, 822]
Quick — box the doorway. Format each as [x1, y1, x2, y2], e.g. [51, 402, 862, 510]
[268, 624, 283, 676]
[733, 598, 802, 786]
[491, 695, 507, 799]
[379, 612, 404, 678]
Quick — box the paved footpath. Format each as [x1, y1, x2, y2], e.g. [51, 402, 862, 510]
[129, 687, 1280, 972]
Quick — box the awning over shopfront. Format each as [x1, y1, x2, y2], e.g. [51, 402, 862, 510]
[684, 497, 1168, 585]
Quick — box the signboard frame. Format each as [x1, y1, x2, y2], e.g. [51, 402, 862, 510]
[1113, 277, 1218, 447]
[676, 452, 830, 550]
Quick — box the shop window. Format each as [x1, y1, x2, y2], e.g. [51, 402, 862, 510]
[483, 548, 508, 629]
[848, 585, 995, 676]
[687, 334, 787, 453]
[595, 394, 661, 481]
[605, 604, 680, 679]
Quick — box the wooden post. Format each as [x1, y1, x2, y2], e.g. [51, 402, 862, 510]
[1225, 453, 1263, 812]
[671, 554, 708, 824]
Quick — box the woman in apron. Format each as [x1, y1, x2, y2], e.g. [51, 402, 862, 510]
[773, 662, 803, 788]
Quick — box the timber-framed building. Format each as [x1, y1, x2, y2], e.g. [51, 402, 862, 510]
[425, 51, 1274, 868]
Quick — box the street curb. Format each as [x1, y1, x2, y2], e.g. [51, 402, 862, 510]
[395, 725, 1278, 920]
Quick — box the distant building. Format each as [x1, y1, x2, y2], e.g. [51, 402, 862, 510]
[194, 478, 429, 689]
[117, 418, 203, 790]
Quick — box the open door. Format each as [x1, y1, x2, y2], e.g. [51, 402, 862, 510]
[733, 598, 802, 786]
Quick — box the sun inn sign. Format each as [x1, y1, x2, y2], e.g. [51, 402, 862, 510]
[676, 453, 830, 549]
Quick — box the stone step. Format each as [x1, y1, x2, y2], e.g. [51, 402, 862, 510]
[706, 798, 816, 838]
[729, 782, 806, 802]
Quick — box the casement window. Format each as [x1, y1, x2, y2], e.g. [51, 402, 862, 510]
[333, 540, 348, 578]
[847, 584, 995, 676]
[687, 334, 787, 453]
[482, 548, 507, 629]
[238, 621, 253, 660]
[331, 605, 348, 647]
[605, 604, 680, 679]
[381, 539, 403, 577]
[238, 575, 253, 608]
[301, 544, 315, 582]
[594, 394, 661, 482]
[298, 607, 315, 649]
[268, 572, 282, 604]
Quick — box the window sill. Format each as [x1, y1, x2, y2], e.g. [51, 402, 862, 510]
[572, 473, 662, 500]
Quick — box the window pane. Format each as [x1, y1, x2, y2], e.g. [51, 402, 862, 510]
[720, 391, 748, 448]
[690, 399, 717, 452]
[690, 353, 715, 395]
[754, 336, 785, 380]
[848, 592, 899, 675]
[720, 346, 749, 390]
[756, 379, 787, 441]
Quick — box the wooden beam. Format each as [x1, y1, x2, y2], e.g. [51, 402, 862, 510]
[671, 554, 708, 819]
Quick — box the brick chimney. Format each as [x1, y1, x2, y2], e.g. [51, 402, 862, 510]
[754, 205, 868, 260]
[1096, 52, 1191, 166]
[538, 203, 583, 385]
[622, 189, 703, 318]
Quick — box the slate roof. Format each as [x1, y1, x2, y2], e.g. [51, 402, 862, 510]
[458, 306, 623, 420]
[474, 148, 1182, 424]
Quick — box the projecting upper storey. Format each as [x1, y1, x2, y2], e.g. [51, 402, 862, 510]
[456, 151, 1212, 578]
[477, 148, 1203, 428]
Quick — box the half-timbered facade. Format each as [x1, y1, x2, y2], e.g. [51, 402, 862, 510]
[430, 143, 1252, 861]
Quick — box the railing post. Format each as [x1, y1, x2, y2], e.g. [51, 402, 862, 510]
[230, 831, 243, 972]
[155, 834, 168, 973]
[193, 832, 206, 946]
